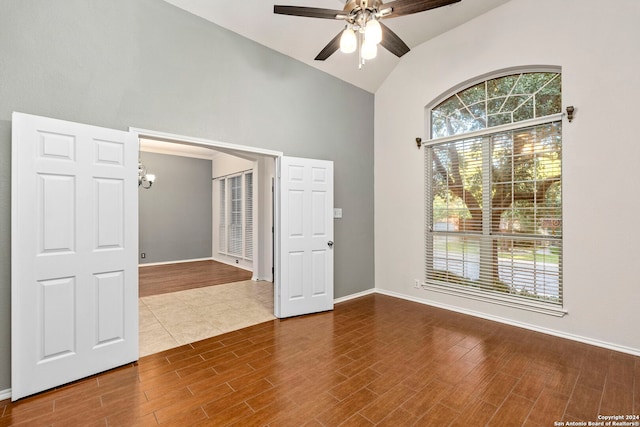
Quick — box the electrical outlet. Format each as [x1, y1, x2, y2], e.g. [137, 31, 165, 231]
[141, 253, 146, 259]
[414, 279, 420, 289]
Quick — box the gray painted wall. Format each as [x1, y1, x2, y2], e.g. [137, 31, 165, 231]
[139, 152, 212, 264]
[0, 0, 374, 391]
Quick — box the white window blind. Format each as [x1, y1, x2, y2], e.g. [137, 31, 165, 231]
[219, 178, 226, 252]
[244, 172, 253, 260]
[426, 121, 562, 309]
[229, 175, 243, 256]
[216, 170, 254, 261]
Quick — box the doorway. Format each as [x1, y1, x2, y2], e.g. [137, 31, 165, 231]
[135, 133, 280, 356]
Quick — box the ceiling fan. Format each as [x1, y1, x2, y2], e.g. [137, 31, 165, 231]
[274, 0, 461, 66]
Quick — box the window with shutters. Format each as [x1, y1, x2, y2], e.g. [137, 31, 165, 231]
[216, 170, 253, 261]
[425, 71, 563, 315]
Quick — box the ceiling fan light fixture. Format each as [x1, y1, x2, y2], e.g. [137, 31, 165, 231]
[340, 27, 357, 53]
[274, 0, 464, 66]
[364, 17, 382, 45]
[361, 39, 377, 60]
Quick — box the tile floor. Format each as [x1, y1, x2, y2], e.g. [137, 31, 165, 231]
[138, 280, 275, 356]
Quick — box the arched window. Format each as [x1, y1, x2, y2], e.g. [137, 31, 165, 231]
[431, 72, 561, 137]
[425, 71, 564, 315]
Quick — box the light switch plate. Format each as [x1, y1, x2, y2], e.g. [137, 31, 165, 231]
[333, 208, 343, 219]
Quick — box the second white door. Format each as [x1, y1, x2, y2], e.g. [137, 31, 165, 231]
[276, 156, 334, 318]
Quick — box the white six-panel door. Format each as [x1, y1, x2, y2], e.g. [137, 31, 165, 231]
[276, 156, 334, 318]
[11, 112, 138, 400]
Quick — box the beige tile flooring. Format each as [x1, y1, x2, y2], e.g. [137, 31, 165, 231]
[138, 280, 275, 357]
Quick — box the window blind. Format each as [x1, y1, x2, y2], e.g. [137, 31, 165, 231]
[216, 170, 254, 261]
[426, 122, 562, 306]
[219, 179, 226, 252]
[244, 172, 253, 260]
[229, 175, 243, 256]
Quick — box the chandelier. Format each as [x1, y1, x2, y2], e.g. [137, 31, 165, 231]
[138, 160, 155, 189]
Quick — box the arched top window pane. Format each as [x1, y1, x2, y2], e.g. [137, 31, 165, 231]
[431, 72, 561, 138]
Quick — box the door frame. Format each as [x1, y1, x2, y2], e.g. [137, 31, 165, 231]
[131, 128, 282, 160]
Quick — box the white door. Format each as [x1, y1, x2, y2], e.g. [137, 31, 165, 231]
[11, 112, 138, 400]
[275, 156, 334, 318]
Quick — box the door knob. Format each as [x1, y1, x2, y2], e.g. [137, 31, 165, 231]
[327, 240, 334, 248]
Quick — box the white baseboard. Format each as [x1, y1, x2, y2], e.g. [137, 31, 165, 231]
[138, 257, 254, 273]
[138, 257, 212, 267]
[210, 256, 253, 272]
[334, 288, 376, 304]
[0, 388, 11, 401]
[375, 288, 640, 357]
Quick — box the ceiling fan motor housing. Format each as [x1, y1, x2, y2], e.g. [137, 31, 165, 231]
[344, 0, 384, 16]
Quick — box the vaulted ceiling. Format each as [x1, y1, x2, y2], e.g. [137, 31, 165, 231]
[163, 0, 511, 93]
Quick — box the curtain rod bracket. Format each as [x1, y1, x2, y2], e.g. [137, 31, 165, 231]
[566, 106, 575, 122]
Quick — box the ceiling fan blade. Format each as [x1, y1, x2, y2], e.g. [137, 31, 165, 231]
[314, 31, 342, 61]
[274, 5, 346, 19]
[379, 22, 410, 57]
[382, 0, 461, 18]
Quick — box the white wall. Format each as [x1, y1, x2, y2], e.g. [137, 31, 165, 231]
[257, 156, 275, 282]
[375, 0, 640, 354]
[211, 152, 254, 178]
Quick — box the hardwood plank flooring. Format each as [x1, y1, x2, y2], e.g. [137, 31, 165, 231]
[1, 294, 638, 426]
[139, 260, 253, 298]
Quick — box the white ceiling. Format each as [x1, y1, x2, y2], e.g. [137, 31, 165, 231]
[163, 0, 511, 93]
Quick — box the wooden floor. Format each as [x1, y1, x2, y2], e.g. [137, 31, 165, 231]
[1, 294, 638, 426]
[139, 260, 253, 298]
